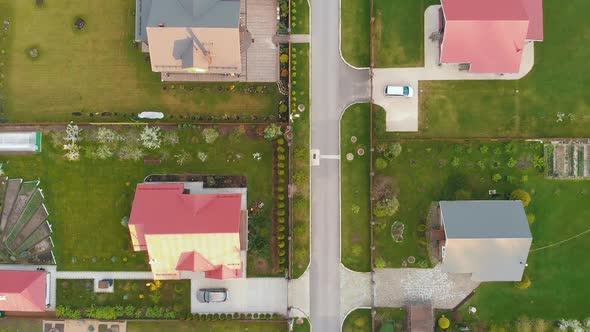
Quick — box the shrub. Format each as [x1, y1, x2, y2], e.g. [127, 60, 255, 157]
[373, 197, 400, 218]
[416, 224, 427, 232]
[278, 217, 286, 224]
[527, 213, 535, 225]
[264, 124, 283, 141]
[229, 126, 246, 143]
[508, 157, 518, 168]
[278, 225, 285, 232]
[278, 154, 286, 161]
[279, 249, 286, 256]
[375, 158, 388, 170]
[56, 305, 82, 319]
[278, 233, 285, 240]
[351, 204, 360, 214]
[278, 169, 285, 176]
[480, 145, 489, 153]
[510, 189, 531, 207]
[451, 157, 461, 167]
[279, 54, 289, 63]
[438, 315, 450, 330]
[277, 202, 286, 209]
[383, 143, 402, 160]
[278, 194, 286, 201]
[514, 273, 531, 289]
[492, 173, 502, 182]
[277, 146, 286, 153]
[278, 241, 286, 248]
[201, 128, 220, 143]
[278, 162, 286, 169]
[375, 257, 386, 268]
[140, 126, 162, 149]
[277, 186, 285, 193]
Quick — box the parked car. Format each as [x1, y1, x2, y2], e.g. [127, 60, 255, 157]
[196, 288, 229, 303]
[384, 85, 414, 97]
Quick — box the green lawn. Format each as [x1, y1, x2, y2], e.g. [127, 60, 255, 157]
[292, 318, 311, 332]
[57, 279, 190, 316]
[127, 321, 288, 332]
[0, 0, 278, 123]
[0, 320, 42, 332]
[341, 0, 370, 68]
[2, 126, 277, 275]
[375, 308, 407, 332]
[374, 0, 439, 67]
[291, 0, 310, 35]
[343, 308, 372, 332]
[375, 0, 590, 138]
[341, 104, 371, 272]
[374, 140, 543, 268]
[291, 44, 310, 278]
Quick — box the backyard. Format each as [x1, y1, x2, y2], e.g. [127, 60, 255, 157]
[373, 0, 590, 138]
[0, 0, 279, 122]
[290, 44, 311, 278]
[56, 279, 190, 319]
[1, 125, 278, 275]
[340, 104, 371, 272]
[373, 140, 544, 268]
[372, 139, 590, 327]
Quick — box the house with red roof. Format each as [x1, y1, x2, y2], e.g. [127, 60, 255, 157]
[128, 182, 248, 280]
[0, 270, 48, 312]
[439, 0, 543, 73]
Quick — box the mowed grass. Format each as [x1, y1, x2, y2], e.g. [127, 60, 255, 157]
[127, 321, 288, 332]
[375, 0, 590, 138]
[340, 104, 371, 272]
[343, 308, 372, 332]
[2, 127, 275, 274]
[291, 44, 310, 278]
[0, 0, 277, 122]
[291, 0, 310, 35]
[341, 0, 370, 67]
[374, 0, 439, 67]
[0, 319, 42, 332]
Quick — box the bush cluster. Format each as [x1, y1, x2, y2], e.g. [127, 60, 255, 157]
[56, 305, 177, 320]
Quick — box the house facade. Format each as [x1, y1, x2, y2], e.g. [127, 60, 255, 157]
[434, 200, 532, 282]
[438, 0, 544, 73]
[128, 182, 248, 280]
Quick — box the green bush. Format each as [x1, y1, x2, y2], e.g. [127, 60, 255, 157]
[56, 305, 82, 319]
[264, 124, 283, 141]
[375, 158, 388, 170]
[277, 209, 286, 217]
[278, 217, 286, 223]
[373, 197, 400, 218]
[201, 128, 219, 144]
[438, 315, 450, 329]
[278, 241, 286, 248]
[383, 143, 402, 160]
[277, 146, 286, 153]
[511, 189, 531, 207]
[277, 138, 285, 145]
[278, 169, 285, 176]
[277, 162, 286, 169]
[277, 202, 286, 209]
[278, 225, 286, 232]
[278, 154, 286, 161]
[278, 194, 286, 201]
[416, 224, 427, 232]
[492, 173, 502, 182]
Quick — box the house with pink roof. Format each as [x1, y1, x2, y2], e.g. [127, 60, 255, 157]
[439, 0, 543, 73]
[0, 270, 48, 312]
[128, 182, 248, 280]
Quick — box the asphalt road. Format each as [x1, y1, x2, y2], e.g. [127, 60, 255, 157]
[309, 0, 370, 330]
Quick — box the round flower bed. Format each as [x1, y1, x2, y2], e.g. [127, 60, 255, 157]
[357, 148, 365, 156]
[297, 104, 306, 112]
[350, 136, 357, 143]
[391, 221, 405, 243]
[407, 256, 416, 264]
[346, 153, 354, 161]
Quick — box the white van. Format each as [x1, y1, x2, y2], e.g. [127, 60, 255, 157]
[384, 85, 414, 97]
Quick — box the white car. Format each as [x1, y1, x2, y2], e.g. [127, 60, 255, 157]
[384, 85, 414, 97]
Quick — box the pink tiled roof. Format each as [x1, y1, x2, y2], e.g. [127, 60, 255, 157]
[128, 183, 244, 280]
[440, 0, 543, 73]
[205, 264, 243, 279]
[0, 271, 46, 312]
[522, 0, 544, 40]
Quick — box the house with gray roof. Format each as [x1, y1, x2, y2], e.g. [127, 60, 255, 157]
[434, 200, 532, 282]
[135, 0, 243, 78]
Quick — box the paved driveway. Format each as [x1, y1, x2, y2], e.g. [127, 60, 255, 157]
[190, 277, 288, 314]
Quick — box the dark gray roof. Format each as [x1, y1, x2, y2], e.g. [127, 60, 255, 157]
[440, 200, 532, 239]
[439, 201, 532, 282]
[136, 0, 240, 42]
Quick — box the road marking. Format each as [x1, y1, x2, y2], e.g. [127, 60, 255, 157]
[320, 154, 340, 159]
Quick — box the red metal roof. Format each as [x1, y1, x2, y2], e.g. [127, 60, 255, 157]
[129, 183, 242, 245]
[440, 0, 543, 73]
[0, 270, 46, 312]
[128, 183, 244, 280]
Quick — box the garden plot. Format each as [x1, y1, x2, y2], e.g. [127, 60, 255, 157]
[1, 124, 282, 275]
[549, 141, 590, 179]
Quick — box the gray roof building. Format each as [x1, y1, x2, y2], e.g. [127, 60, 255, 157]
[136, 0, 241, 42]
[439, 200, 532, 282]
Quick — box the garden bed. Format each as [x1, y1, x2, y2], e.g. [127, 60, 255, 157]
[144, 174, 247, 188]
